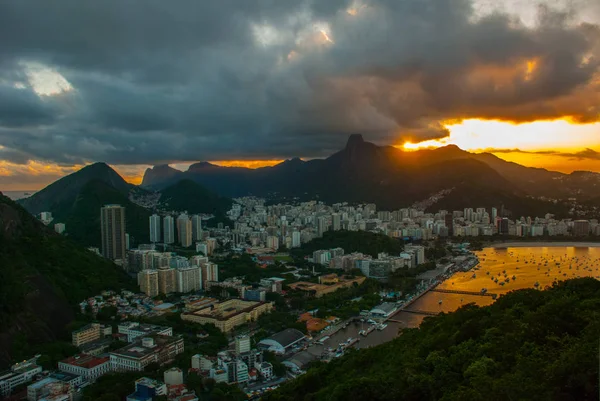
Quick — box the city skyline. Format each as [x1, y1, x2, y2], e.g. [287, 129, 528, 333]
[1, 0, 600, 190]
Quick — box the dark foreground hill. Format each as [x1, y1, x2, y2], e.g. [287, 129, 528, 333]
[0, 193, 135, 367]
[266, 278, 600, 401]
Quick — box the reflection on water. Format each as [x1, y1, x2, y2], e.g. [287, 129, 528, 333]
[414, 247, 600, 314]
[312, 247, 600, 355]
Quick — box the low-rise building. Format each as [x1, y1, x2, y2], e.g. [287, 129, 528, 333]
[58, 354, 111, 383]
[0, 356, 42, 397]
[288, 275, 366, 298]
[257, 362, 273, 380]
[72, 323, 105, 347]
[28, 372, 84, 401]
[258, 329, 306, 354]
[126, 377, 167, 401]
[110, 335, 185, 372]
[191, 355, 215, 372]
[369, 302, 398, 318]
[181, 299, 273, 333]
[118, 321, 173, 342]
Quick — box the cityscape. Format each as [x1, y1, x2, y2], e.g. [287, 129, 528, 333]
[2, 0, 600, 400]
[2, 189, 600, 400]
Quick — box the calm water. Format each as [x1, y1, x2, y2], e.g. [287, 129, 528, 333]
[403, 246, 600, 317]
[311, 247, 600, 356]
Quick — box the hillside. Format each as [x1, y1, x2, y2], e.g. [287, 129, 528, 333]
[266, 278, 600, 401]
[0, 193, 135, 367]
[58, 179, 151, 247]
[289, 230, 405, 259]
[158, 179, 232, 215]
[20, 162, 132, 215]
[140, 135, 600, 215]
[17, 162, 152, 247]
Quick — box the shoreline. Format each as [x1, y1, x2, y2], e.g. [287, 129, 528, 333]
[488, 241, 600, 249]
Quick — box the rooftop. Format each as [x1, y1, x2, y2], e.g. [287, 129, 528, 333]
[260, 328, 305, 348]
[60, 354, 109, 369]
[111, 334, 182, 359]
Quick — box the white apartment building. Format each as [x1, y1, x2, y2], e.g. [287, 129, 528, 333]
[110, 336, 184, 372]
[58, 354, 111, 383]
[0, 357, 42, 397]
[149, 214, 161, 243]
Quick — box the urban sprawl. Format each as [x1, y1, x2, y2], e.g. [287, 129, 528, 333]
[8, 199, 599, 401]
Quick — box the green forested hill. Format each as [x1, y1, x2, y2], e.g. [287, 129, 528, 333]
[158, 179, 232, 215]
[266, 278, 600, 401]
[0, 193, 135, 367]
[290, 230, 405, 258]
[58, 179, 151, 247]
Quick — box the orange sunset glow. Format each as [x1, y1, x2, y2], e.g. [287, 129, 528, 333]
[402, 119, 600, 173]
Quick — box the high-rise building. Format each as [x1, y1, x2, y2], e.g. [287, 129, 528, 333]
[498, 218, 510, 235]
[138, 269, 159, 297]
[332, 213, 341, 231]
[573, 220, 590, 237]
[206, 238, 217, 255]
[177, 214, 193, 248]
[100, 205, 126, 261]
[317, 216, 327, 237]
[291, 230, 301, 248]
[191, 215, 202, 242]
[201, 262, 219, 289]
[266, 236, 279, 250]
[158, 267, 176, 294]
[163, 216, 175, 244]
[235, 335, 251, 355]
[150, 214, 161, 243]
[491, 207, 498, 221]
[176, 266, 201, 293]
[444, 214, 454, 236]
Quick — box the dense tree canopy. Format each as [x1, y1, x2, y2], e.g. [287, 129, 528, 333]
[290, 230, 404, 259]
[266, 278, 600, 401]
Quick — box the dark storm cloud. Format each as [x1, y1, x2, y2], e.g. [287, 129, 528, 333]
[0, 84, 56, 127]
[0, 0, 598, 167]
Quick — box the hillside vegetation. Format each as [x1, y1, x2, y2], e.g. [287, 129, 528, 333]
[158, 179, 232, 215]
[266, 278, 600, 401]
[57, 179, 151, 247]
[290, 230, 405, 258]
[0, 193, 135, 367]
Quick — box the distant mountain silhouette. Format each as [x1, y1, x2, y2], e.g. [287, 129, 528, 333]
[139, 135, 600, 214]
[20, 162, 133, 215]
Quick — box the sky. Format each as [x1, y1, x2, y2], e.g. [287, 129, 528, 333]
[0, 0, 600, 190]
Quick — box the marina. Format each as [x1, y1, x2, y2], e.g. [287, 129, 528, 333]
[304, 245, 600, 360]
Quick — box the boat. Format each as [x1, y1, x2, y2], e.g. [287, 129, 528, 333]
[359, 330, 367, 337]
[377, 323, 388, 331]
[366, 326, 376, 334]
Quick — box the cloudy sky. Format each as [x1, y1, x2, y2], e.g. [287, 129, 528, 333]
[1, 0, 600, 190]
